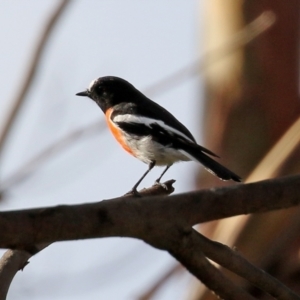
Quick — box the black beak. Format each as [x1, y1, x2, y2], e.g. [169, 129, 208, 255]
[76, 90, 89, 97]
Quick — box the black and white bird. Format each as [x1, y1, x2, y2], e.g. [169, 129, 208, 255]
[76, 76, 241, 194]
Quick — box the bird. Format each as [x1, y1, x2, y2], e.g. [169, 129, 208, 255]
[76, 76, 241, 195]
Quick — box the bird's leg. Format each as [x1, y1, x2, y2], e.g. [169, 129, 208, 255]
[126, 161, 156, 196]
[154, 164, 172, 188]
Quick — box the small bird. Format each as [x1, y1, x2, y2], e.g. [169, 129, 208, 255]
[76, 76, 241, 194]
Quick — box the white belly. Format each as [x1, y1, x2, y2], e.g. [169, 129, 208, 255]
[124, 134, 191, 165]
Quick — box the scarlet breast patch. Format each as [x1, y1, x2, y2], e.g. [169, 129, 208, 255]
[105, 108, 135, 156]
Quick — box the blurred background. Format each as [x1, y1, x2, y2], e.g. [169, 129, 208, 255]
[0, 1, 300, 299]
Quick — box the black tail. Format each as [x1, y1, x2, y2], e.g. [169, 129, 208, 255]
[183, 143, 241, 182]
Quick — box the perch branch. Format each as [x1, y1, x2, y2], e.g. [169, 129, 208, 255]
[0, 181, 175, 300]
[1, 176, 300, 298]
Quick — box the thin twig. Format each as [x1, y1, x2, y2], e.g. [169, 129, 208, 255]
[143, 11, 275, 97]
[0, 0, 71, 157]
[0, 121, 102, 192]
[138, 264, 182, 300]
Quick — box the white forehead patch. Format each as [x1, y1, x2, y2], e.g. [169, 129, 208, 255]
[88, 78, 98, 90]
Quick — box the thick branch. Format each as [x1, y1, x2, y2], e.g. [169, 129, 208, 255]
[175, 174, 300, 225]
[0, 175, 299, 249]
[1, 176, 299, 299]
[0, 181, 175, 300]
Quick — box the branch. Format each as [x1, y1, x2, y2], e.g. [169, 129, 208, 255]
[0, 243, 49, 300]
[0, 121, 102, 192]
[193, 230, 299, 300]
[143, 11, 275, 97]
[1, 176, 300, 298]
[0, 181, 175, 300]
[0, 175, 300, 247]
[0, 250, 31, 300]
[183, 174, 300, 225]
[169, 241, 256, 300]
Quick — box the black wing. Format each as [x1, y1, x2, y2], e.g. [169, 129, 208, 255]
[111, 98, 196, 143]
[115, 119, 240, 182]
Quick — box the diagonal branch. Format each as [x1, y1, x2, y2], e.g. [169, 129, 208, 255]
[143, 11, 275, 97]
[193, 230, 299, 300]
[0, 0, 71, 156]
[169, 238, 256, 300]
[138, 264, 182, 300]
[0, 121, 103, 192]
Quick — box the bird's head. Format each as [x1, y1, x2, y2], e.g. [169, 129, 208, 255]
[76, 76, 137, 113]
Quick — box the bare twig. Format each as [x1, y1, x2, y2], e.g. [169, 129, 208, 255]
[138, 264, 182, 300]
[143, 11, 275, 97]
[0, 121, 102, 192]
[0, 0, 71, 156]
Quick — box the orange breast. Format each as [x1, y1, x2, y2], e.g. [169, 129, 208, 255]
[105, 108, 135, 156]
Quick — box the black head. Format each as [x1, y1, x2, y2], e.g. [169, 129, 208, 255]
[76, 76, 138, 113]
